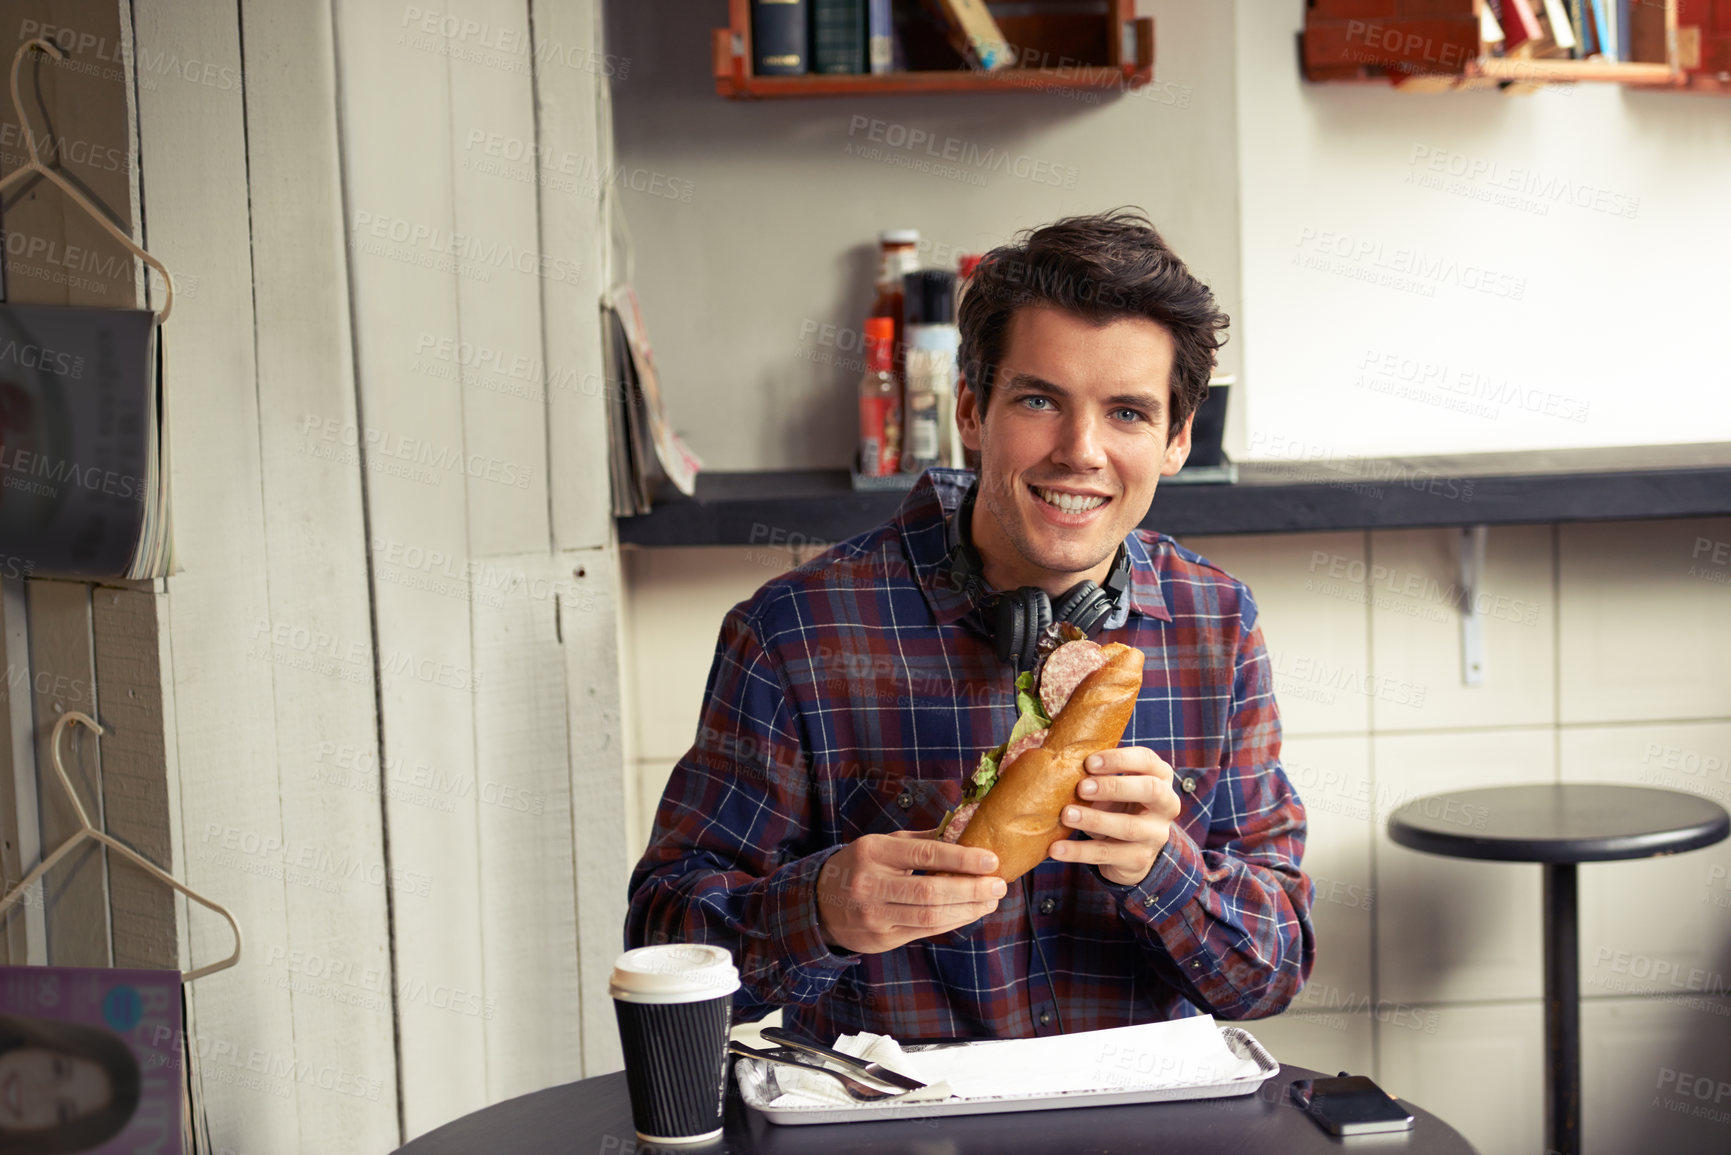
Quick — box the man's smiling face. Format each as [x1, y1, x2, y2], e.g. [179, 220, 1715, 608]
[957, 303, 1192, 596]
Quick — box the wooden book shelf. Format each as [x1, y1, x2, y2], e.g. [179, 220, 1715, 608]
[1302, 0, 1727, 94]
[714, 0, 1155, 100]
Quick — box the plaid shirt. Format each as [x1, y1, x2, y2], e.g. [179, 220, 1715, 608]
[627, 469, 1313, 1043]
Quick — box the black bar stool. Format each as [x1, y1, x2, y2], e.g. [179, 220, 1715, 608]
[1388, 784, 1729, 1155]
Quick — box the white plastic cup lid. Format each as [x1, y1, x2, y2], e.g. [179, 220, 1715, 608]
[609, 944, 740, 1004]
[879, 229, 920, 245]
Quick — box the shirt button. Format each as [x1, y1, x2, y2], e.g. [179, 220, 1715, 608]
[1181, 776, 1197, 794]
[1037, 1010, 1052, 1027]
[1038, 898, 1056, 915]
[896, 790, 914, 809]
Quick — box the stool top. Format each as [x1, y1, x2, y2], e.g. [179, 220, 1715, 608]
[1387, 784, 1730, 864]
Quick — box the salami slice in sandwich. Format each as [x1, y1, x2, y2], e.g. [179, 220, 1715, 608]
[937, 625, 1145, 883]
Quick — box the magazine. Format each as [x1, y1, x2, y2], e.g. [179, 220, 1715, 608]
[0, 305, 172, 579]
[0, 964, 183, 1153]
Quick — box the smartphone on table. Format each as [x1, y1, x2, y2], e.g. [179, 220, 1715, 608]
[1289, 1074, 1415, 1136]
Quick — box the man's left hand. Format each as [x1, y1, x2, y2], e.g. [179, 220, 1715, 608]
[1049, 746, 1182, 887]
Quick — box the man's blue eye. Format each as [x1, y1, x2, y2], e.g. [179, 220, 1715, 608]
[1020, 396, 1051, 410]
[1113, 409, 1145, 423]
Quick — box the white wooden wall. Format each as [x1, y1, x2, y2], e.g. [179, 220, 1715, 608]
[0, 0, 628, 1149]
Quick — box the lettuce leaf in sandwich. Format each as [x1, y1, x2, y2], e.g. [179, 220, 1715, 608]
[937, 671, 1051, 840]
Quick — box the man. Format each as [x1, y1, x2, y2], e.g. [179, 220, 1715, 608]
[626, 210, 1313, 1043]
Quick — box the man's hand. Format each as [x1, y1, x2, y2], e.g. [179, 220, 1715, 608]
[817, 830, 1005, 955]
[1050, 746, 1183, 887]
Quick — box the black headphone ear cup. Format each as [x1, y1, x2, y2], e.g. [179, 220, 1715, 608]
[993, 595, 1020, 667]
[1027, 591, 1052, 668]
[1070, 590, 1113, 635]
[1050, 581, 1093, 625]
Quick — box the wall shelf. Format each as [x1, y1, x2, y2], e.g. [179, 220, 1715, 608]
[1301, 0, 1727, 94]
[713, 0, 1155, 100]
[615, 444, 1731, 547]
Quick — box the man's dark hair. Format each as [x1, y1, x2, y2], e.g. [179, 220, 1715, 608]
[958, 208, 1229, 441]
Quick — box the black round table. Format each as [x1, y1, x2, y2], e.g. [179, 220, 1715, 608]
[1388, 784, 1730, 1155]
[394, 1061, 1480, 1154]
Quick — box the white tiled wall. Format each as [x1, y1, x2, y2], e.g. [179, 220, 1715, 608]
[1367, 526, 1558, 733]
[1562, 721, 1731, 1003]
[1380, 1000, 1545, 1155]
[620, 544, 808, 854]
[621, 519, 1731, 1153]
[1372, 727, 1552, 1006]
[1558, 518, 1731, 725]
[1186, 531, 1373, 737]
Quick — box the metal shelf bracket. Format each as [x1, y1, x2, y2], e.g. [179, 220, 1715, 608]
[1458, 525, 1488, 686]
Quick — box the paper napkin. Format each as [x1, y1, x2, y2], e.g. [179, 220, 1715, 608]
[761, 1015, 1266, 1108]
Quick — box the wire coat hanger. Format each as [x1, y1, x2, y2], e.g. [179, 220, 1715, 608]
[0, 712, 242, 982]
[0, 38, 175, 322]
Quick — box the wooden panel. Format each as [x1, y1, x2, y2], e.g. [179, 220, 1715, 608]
[0, 578, 44, 963]
[533, 0, 616, 554]
[445, 0, 552, 558]
[1, 0, 145, 310]
[530, 0, 629, 1073]
[26, 578, 110, 966]
[1, 0, 146, 973]
[331, 0, 488, 1134]
[90, 588, 175, 970]
[131, 0, 302, 1147]
[560, 546, 628, 1074]
[472, 553, 581, 1097]
[237, 0, 400, 1146]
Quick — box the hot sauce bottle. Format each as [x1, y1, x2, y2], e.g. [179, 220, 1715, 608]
[857, 317, 900, 477]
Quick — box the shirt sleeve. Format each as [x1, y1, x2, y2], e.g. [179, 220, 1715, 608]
[625, 604, 857, 1021]
[1094, 620, 1316, 1019]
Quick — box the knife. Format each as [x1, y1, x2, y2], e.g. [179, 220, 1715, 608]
[759, 1026, 928, 1091]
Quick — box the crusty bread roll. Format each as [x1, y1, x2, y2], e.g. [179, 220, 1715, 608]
[957, 642, 1145, 882]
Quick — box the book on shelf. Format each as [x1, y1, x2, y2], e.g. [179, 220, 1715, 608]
[924, 0, 1012, 71]
[1495, 0, 1548, 56]
[1482, 3, 1507, 48]
[752, 0, 808, 76]
[1538, 0, 1579, 57]
[867, 0, 894, 74]
[1569, 0, 1596, 55]
[1588, 0, 1614, 57]
[811, 0, 866, 74]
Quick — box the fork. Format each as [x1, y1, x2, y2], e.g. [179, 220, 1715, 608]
[759, 1026, 928, 1091]
[728, 1041, 911, 1102]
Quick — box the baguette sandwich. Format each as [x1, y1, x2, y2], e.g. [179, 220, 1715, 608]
[937, 626, 1146, 883]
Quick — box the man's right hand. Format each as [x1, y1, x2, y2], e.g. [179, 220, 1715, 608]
[816, 829, 1005, 955]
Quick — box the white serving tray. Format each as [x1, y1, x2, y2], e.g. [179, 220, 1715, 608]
[735, 1025, 1279, 1126]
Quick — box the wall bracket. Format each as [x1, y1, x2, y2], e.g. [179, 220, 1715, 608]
[1458, 525, 1488, 686]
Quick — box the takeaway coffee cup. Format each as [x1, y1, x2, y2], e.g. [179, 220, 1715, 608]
[610, 944, 740, 1145]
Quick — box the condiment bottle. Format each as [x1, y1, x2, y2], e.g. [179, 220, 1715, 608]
[871, 229, 921, 404]
[857, 317, 900, 477]
[902, 269, 958, 474]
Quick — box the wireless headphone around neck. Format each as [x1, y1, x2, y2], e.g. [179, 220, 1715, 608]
[945, 483, 1132, 672]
